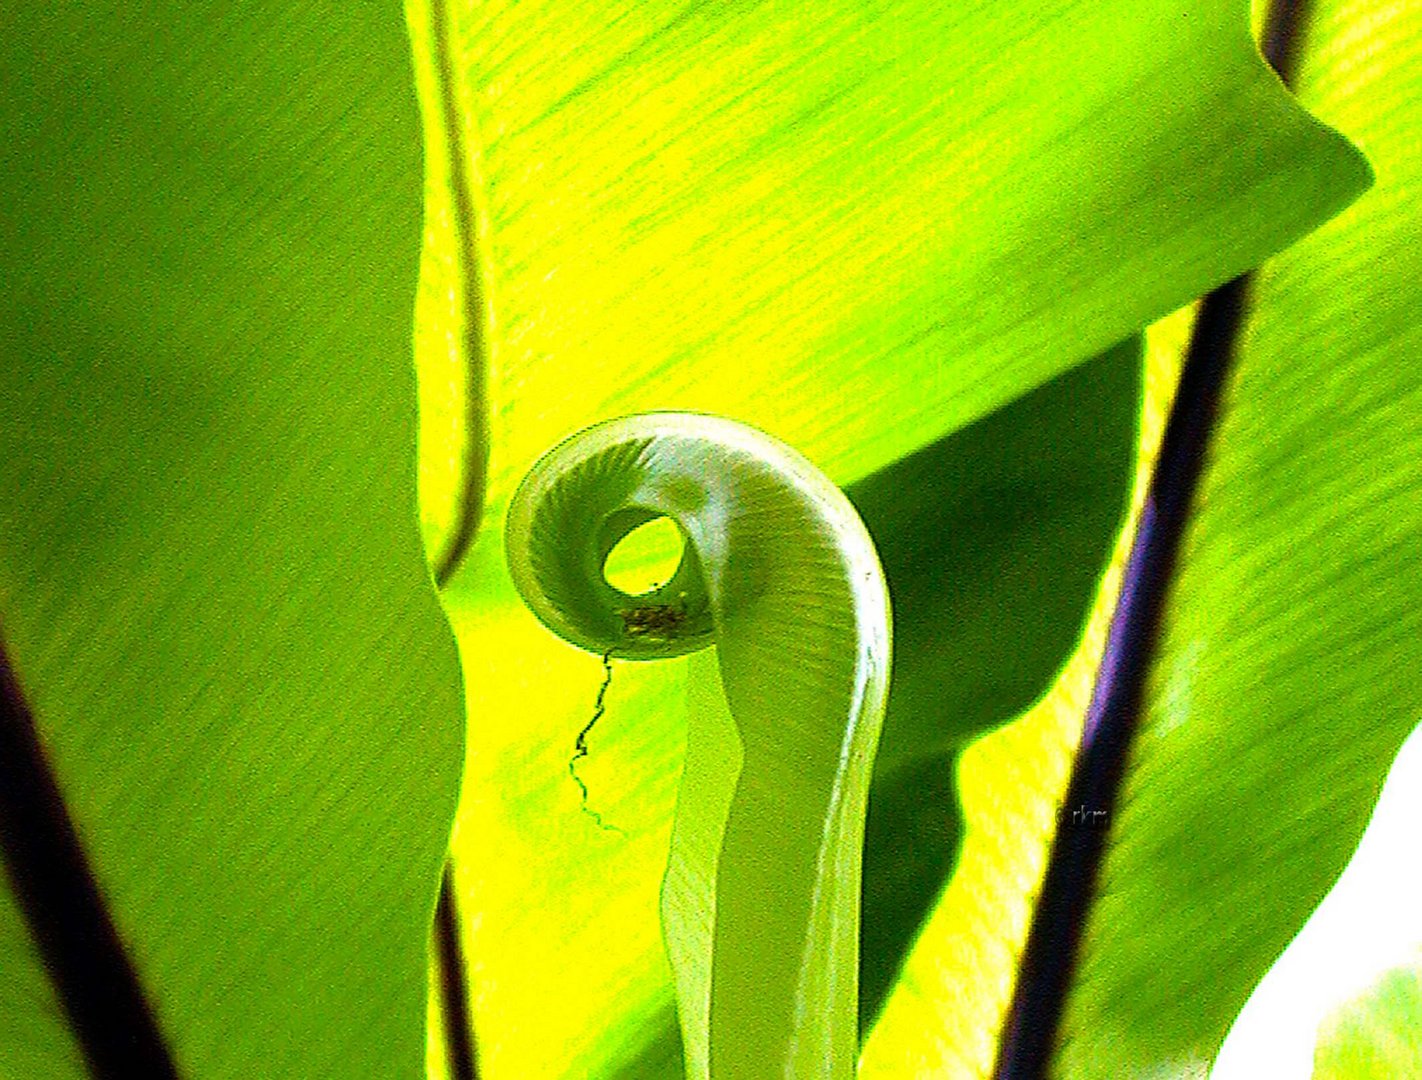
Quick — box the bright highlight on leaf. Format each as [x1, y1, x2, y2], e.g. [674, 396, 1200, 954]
[506, 413, 891, 1079]
[414, 0, 1375, 1072]
[0, 4, 463, 1078]
[1314, 964, 1422, 1080]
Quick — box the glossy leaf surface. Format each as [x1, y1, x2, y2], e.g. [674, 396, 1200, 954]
[413, 0, 1370, 1075]
[415, 0, 1367, 551]
[505, 413, 889, 1078]
[1055, 1, 1422, 1074]
[0, 4, 464, 1077]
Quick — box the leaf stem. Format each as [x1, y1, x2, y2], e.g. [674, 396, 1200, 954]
[434, 866, 478, 1080]
[993, 274, 1251, 1078]
[0, 642, 181, 1079]
[429, 0, 491, 591]
[994, 5, 1316, 1066]
[424, 0, 489, 1070]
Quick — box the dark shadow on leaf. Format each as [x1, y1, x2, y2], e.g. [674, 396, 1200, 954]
[851, 338, 1142, 1035]
[603, 1005, 685, 1080]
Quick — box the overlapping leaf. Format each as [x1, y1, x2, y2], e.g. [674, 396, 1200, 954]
[411, 0, 1367, 1074]
[0, 4, 464, 1077]
[1053, 1, 1422, 1074]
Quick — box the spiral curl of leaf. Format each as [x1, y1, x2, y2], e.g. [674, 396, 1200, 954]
[507, 412, 890, 1080]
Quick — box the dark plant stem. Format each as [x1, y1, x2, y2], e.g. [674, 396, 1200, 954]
[429, 0, 490, 591]
[993, 6, 1310, 1073]
[435, 865, 478, 1080]
[1001, 4, 1308, 1075]
[993, 276, 1251, 1079]
[0, 644, 180, 1079]
[425, 0, 489, 1071]
[1259, 0, 1313, 84]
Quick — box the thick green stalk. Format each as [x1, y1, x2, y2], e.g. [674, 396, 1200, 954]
[506, 413, 890, 1079]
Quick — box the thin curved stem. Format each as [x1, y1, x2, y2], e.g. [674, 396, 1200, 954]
[429, 0, 490, 591]
[569, 650, 626, 835]
[434, 865, 477, 1080]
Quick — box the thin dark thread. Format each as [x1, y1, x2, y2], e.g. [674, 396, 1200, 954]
[430, 0, 490, 592]
[434, 865, 476, 1080]
[570, 650, 627, 836]
[0, 642, 181, 1079]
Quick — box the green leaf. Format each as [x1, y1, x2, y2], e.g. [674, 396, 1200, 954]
[857, 337, 1142, 1032]
[417, 0, 1368, 551]
[1314, 965, 1422, 1080]
[1209, 720, 1422, 1078]
[0, 888, 83, 1077]
[1052, 2, 1422, 1074]
[417, 0, 1369, 1074]
[0, 4, 464, 1078]
[505, 413, 890, 1078]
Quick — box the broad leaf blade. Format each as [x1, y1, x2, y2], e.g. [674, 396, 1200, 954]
[419, 0, 1368, 551]
[420, 1, 1369, 1075]
[1053, 2, 1422, 1074]
[857, 338, 1142, 1032]
[1212, 719, 1422, 1077]
[0, 4, 464, 1077]
[500, 413, 893, 1078]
